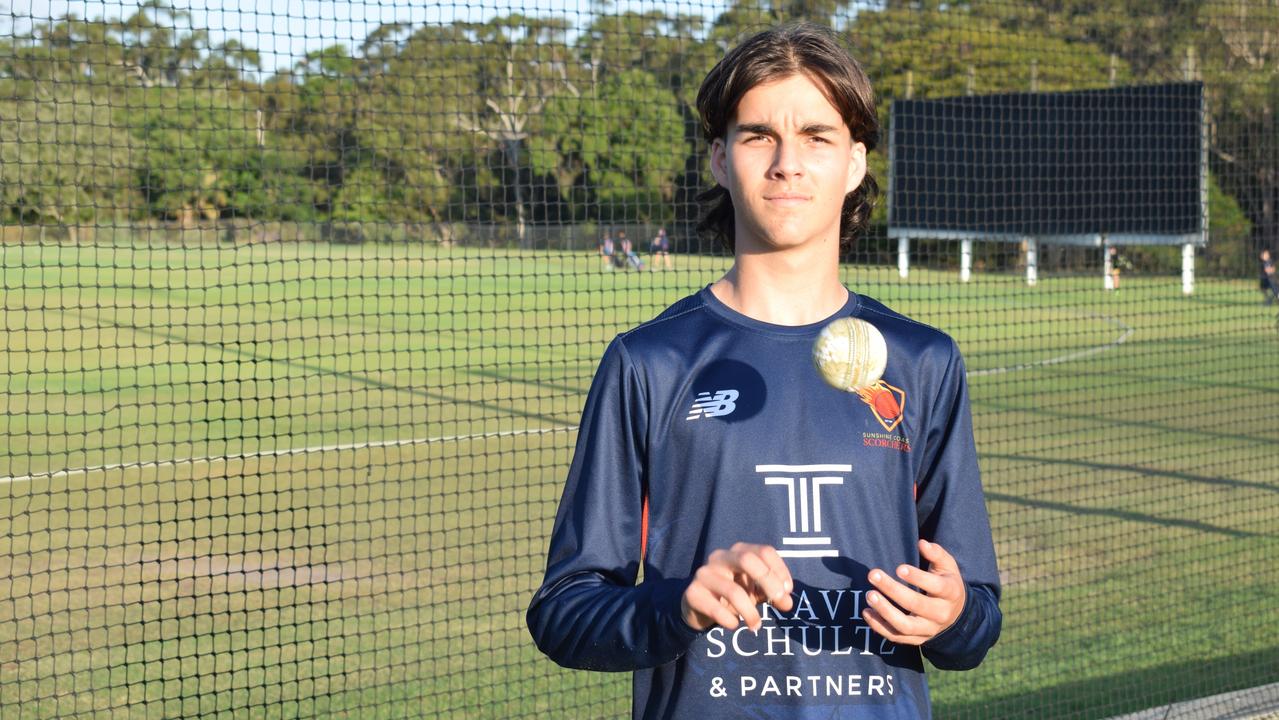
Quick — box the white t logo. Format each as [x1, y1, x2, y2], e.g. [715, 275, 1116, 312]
[686, 389, 739, 420]
[757, 464, 851, 557]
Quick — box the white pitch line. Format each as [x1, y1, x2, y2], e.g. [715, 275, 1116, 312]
[2, 312, 1133, 485]
[0, 426, 579, 485]
[968, 312, 1133, 378]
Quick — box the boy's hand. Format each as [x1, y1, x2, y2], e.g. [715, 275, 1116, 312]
[863, 539, 966, 645]
[681, 543, 794, 632]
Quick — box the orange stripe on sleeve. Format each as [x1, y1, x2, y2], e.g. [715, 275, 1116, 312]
[640, 492, 650, 564]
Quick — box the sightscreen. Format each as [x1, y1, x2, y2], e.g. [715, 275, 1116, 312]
[890, 82, 1206, 244]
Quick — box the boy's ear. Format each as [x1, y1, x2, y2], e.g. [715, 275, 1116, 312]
[845, 141, 868, 194]
[710, 137, 729, 188]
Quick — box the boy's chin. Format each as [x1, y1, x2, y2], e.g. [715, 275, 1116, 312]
[742, 230, 836, 253]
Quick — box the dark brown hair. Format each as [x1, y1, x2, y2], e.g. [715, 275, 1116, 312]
[695, 23, 879, 253]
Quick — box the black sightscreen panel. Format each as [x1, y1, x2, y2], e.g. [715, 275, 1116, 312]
[889, 82, 1203, 239]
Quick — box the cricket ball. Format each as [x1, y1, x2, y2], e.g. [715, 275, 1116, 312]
[812, 317, 887, 393]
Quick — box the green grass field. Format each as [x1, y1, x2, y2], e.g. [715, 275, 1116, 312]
[1, 240, 1276, 718]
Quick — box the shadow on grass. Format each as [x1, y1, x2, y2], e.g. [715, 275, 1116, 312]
[1084, 367, 1279, 395]
[985, 488, 1267, 539]
[1183, 293, 1277, 308]
[972, 397, 1275, 449]
[467, 367, 591, 396]
[934, 645, 1279, 720]
[985, 489, 1267, 539]
[985, 453, 1279, 497]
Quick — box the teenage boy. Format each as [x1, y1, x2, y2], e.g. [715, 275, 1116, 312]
[529, 23, 1001, 719]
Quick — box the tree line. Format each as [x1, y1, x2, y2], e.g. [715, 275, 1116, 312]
[0, 0, 1273, 273]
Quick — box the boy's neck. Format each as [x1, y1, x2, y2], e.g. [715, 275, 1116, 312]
[710, 242, 847, 326]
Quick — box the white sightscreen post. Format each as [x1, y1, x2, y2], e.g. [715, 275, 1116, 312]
[1182, 243, 1195, 295]
[1025, 238, 1038, 286]
[1103, 240, 1115, 291]
[960, 239, 973, 282]
[898, 237, 910, 278]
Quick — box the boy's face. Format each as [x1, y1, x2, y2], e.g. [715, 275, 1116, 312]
[710, 72, 867, 254]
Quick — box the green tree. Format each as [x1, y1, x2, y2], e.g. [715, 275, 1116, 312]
[576, 10, 720, 230]
[3, 13, 130, 91]
[124, 86, 267, 226]
[1, 8, 272, 229]
[361, 23, 469, 232]
[0, 14, 138, 231]
[1204, 173, 1255, 275]
[261, 44, 374, 224]
[0, 85, 137, 233]
[967, 0, 1201, 81]
[710, 0, 851, 43]
[578, 10, 711, 101]
[536, 68, 685, 223]
[1195, 0, 1279, 265]
[452, 15, 579, 245]
[180, 38, 262, 90]
[852, 2, 1128, 101]
[110, 0, 212, 88]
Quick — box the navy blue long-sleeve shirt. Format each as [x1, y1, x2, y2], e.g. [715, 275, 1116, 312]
[528, 287, 1001, 719]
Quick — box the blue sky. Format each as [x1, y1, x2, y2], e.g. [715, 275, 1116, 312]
[11, 1, 722, 74]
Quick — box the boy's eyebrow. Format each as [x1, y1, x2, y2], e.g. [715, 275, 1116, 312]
[801, 123, 841, 135]
[734, 122, 776, 136]
[734, 122, 842, 136]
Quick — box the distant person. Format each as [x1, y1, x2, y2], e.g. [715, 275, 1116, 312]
[650, 227, 673, 270]
[619, 230, 644, 271]
[1107, 245, 1132, 290]
[1261, 249, 1278, 305]
[599, 230, 615, 271]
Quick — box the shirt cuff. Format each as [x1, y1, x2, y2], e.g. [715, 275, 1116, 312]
[922, 583, 979, 656]
[653, 577, 706, 644]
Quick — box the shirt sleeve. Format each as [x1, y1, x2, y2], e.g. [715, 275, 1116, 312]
[526, 337, 703, 671]
[914, 339, 1003, 671]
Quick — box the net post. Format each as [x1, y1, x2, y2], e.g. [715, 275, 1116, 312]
[960, 239, 972, 282]
[1182, 243, 1195, 295]
[1194, 67, 1207, 297]
[1025, 237, 1038, 286]
[1104, 237, 1115, 291]
[897, 237, 910, 278]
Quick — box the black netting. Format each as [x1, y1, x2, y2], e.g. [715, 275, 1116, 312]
[0, 1, 1276, 718]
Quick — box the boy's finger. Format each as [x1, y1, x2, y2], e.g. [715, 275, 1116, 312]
[919, 539, 960, 573]
[894, 563, 947, 596]
[757, 545, 795, 603]
[700, 571, 763, 630]
[732, 548, 790, 609]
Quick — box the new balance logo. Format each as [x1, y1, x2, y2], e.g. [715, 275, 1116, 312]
[686, 389, 739, 420]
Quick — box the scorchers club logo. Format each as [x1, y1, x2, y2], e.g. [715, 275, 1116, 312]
[858, 381, 910, 453]
[856, 380, 905, 433]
